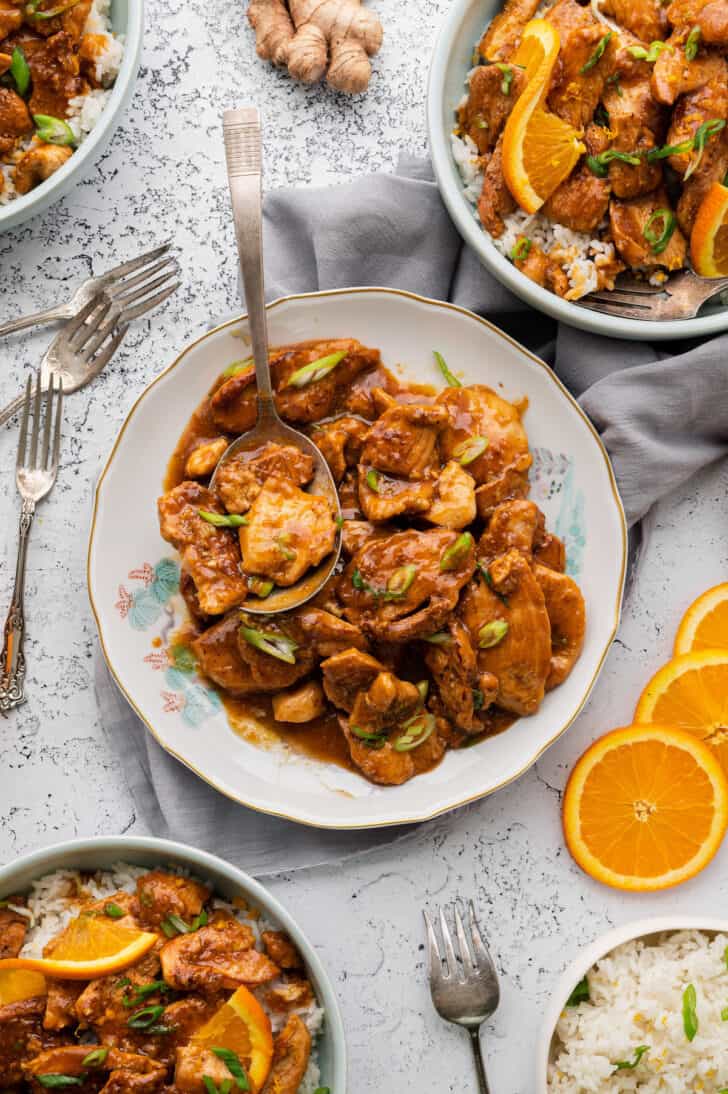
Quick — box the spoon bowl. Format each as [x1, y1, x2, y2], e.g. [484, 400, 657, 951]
[218, 107, 342, 614]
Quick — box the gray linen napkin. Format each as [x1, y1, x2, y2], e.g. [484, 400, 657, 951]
[97, 154, 728, 873]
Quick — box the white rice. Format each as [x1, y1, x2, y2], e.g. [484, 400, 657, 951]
[19, 864, 325, 1093]
[549, 930, 728, 1092]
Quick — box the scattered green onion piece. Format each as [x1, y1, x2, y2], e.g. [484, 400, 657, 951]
[313, 1089, 331, 1094]
[36, 1078, 84, 1089]
[566, 977, 590, 1007]
[478, 619, 509, 649]
[642, 208, 676, 255]
[33, 114, 76, 146]
[440, 531, 474, 572]
[580, 32, 612, 73]
[474, 114, 489, 129]
[26, 0, 80, 18]
[276, 533, 296, 561]
[198, 509, 248, 528]
[334, 514, 345, 529]
[192, 910, 208, 929]
[423, 632, 452, 646]
[247, 575, 274, 599]
[103, 902, 124, 919]
[222, 357, 253, 378]
[683, 983, 698, 1042]
[239, 625, 298, 665]
[510, 237, 532, 262]
[647, 137, 693, 162]
[453, 434, 489, 465]
[472, 688, 484, 711]
[386, 564, 416, 598]
[10, 47, 30, 97]
[606, 71, 623, 96]
[495, 63, 513, 94]
[138, 890, 153, 907]
[284, 350, 347, 389]
[211, 1047, 250, 1091]
[721, 1006, 728, 1021]
[434, 350, 461, 388]
[203, 1078, 220, 1094]
[160, 918, 177, 938]
[724, 944, 728, 970]
[165, 913, 193, 934]
[122, 980, 170, 1008]
[685, 24, 701, 60]
[82, 1048, 109, 1068]
[586, 149, 643, 178]
[352, 569, 366, 591]
[393, 713, 436, 751]
[117, 976, 131, 987]
[416, 680, 429, 702]
[612, 1045, 649, 1072]
[350, 725, 387, 748]
[627, 40, 667, 61]
[128, 1004, 166, 1029]
[684, 118, 726, 180]
[594, 103, 610, 127]
[148, 1024, 173, 1034]
[365, 468, 381, 493]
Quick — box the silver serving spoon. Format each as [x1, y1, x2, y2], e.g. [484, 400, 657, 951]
[213, 106, 342, 615]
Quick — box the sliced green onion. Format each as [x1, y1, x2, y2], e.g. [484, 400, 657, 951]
[612, 1045, 649, 1072]
[440, 531, 473, 572]
[566, 977, 590, 1007]
[247, 575, 274, 599]
[423, 632, 451, 646]
[276, 533, 296, 561]
[313, 1089, 331, 1094]
[684, 118, 726, 179]
[683, 983, 698, 1042]
[724, 944, 728, 970]
[495, 63, 513, 94]
[473, 114, 488, 129]
[627, 40, 668, 61]
[334, 514, 345, 529]
[350, 725, 387, 748]
[26, 0, 80, 18]
[416, 680, 429, 702]
[82, 1048, 109, 1068]
[478, 619, 509, 648]
[647, 137, 693, 162]
[393, 713, 436, 752]
[128, 1004, 166, 1029]
[198, 508, 248, 528]
[594, 103, 610, 127]
[510, 237, 531, 262]
[222, 357, 253, 378]
[453, 434, 489, 466]
[117, 977, 131, 987]
[122, 980, 170, 1008]
[33, 114, 76, 146]
[239, 625, 298, 664]
[685, 24, 701, 60]
[721, 1006, 728, 1021]
[36, 1079, 84, 1089]
[352, 569, 366, 591]
[203, 1078, 233, 1094]
[606, 71, 623, 96]
[284, 350, 347, 389]
[103, 902, 124, 919]
[365, 468, 380, 493]
[434, 350, 461, 387]
[386, 564, 416, 598]
[586, 149, 642, 178]
[10, 47, 30, 97]
[472, 688, 484, 710]
[211, 1047, 250, 1091]
[643, 208, 676, 255]
[580, 32, 612, 73]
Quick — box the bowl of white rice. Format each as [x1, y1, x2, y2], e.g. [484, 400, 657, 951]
[0, 0, 142, 232]
[0, 834, 346, 1093]
[537, 917, 728, 1092]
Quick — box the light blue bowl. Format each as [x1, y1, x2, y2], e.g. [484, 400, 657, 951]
[0, 836, 347, 1092]
[0, 0, 143, 232]
[426, 0, 728, 341]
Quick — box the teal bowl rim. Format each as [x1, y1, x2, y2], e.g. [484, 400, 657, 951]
[0, 0, 144, 232]
[426, 0, 728, 342]
[0, 835, 347, 1092]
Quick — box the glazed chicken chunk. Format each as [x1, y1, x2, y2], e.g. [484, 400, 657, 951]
[160, 914, 279, 993]
[0, 898, 29, 957]
[135, 870, 210, 930]
[239, 475, 337, 586]
[0, 998, 66, 1086]
[215, 442, 314, 514]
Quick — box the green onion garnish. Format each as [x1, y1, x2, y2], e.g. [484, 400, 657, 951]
[313, 1089, 331, 1094]
[222, 357, 253, 378]
[276, 533, 296, 561]
[284, 350, 347, 389]
[472, 688, 484, 710]
[36, 1079, 84, 1089]
[685, 119, 726, 179]
[25, 0, 80, 18]
[423, 632, 451, 646]
[612, 1045, 649, 1072]
[122, 980, 170, 1008]
[434, 350, 461, 387]
[685, 25, 701, 60]
[393, 712, 436, 752]
[10, 47, 30, 97]
[642, 208, 676, 255]
[495, 63, 513, 94]
[580, 32, 612, 73]
[478, 619, 509, 648]
[452, 433, 488, 466]
[103, 902, 124, 919]
[198, 509, 248, 528]
[365, 468, 381, 493]
[721, 1006, 728, 1021]
[586, 149, 642, 178]
[565, 977, 590, 1007]
[211, 1047, 250, 1091]
[239, 625, 298, 664]
[510, 237, 531, 262]
[440, 532, 473, 572]
[247, 575, 274, 598]
[683, 983, 698, 1041]
[594, 102, 610, 127]
[33, 114, 76, 146]
[128, 1004, 166, 1029]
[82, 1048, 109, 1067]
[386, 564, 416, 598]
[606, 71, 623, 96]
[416, 680, 429, 702]
[203, 1078, 234, 1094]
[627, 40, 667, 61]
[350, 725, 387, 748]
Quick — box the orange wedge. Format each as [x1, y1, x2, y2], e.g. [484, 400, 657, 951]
[502, 20, 585, 213]
[0, 969, 46, 1004]
[563, 724, 728, 891]
[635, 649, 728, 774]
[0, 915, 157, 980]
[690, 181, 728, 277]
[675, 583, 728, 655]
[188, 984, 274, 1091]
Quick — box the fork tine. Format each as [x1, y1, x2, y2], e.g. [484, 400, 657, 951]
[439, 906, 458, 979]
[16, 376, 31, 470]
[577, 298, 655, 320]
[468, 900, 495, 972]
[584, 291, 653, 309]
[98, 242, 172, 286]
[29, 370, 42, 469]
[86, 324, 129, 376]
[454, 904, 476, 979]
[63, 293, 107, 342]
[70, 297, 115, 352]
[81, 309, 124, 360]
[107, 256, 177, 299]
[119, 281, 180, 324]
[41, 375, 54, 469]
[51, 378, 63, 471]
[114, 266, 179, 310]
[423, 911, 442, 979]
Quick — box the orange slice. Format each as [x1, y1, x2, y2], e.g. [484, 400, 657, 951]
[690, 180, 728, 277]
[563, 724, 728, 891]
[635, 649, 728, 774]
[502, 20, 585, 213]
[674, 583, 728, 655]
[0, 915, 157, 980]
[0, 969, 46, 1005]
[189, 984, 274, 1091]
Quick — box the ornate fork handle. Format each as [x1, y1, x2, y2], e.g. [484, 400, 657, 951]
[0, 499, 35, 714]
[470, 1029, 491, 1093]
[0, 390, 27, 429]
[0, 303, 74, 339]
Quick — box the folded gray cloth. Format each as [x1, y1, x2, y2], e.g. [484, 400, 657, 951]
[97, 154, 728, 875]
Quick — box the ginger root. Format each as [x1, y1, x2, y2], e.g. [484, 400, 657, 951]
[248, 0, 383, 94]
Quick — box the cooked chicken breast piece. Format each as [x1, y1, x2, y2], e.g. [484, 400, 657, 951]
[320, 648, 386, 710]
[458, 63, 528, 154]
[601, 0, 669, 44]
[666, 0, 728, 45]
[239, 474, 335, 587]
[0, 899, 29, 957]
[260, 1015, 312, 1094]
[602, 75, 666, 199]
[136, 870, 210, 930]
[24, 1045, 167, 1093]
[534, 562, 586, 689]
[261, 930, 303, 969]
[0, 88, 32, 158]
[609, 189, 688, 270]
[311, 415, 369, 483]
[478, 0, 542, 61]
[425, 618, 498, 732]
[215, 442, 314, 515]
[272, 679, 326, 723]
[478, 134, 518, 238]
[426, 461, 477, 530]
[160, 914, 279, 993]
[545, 0, 618, 130]
[0, 997, 67, 1086]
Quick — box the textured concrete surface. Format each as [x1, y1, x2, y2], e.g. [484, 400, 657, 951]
[1, 0, 727, 1089]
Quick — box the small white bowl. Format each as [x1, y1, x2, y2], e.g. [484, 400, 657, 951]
[0, 0, 143, 233]
[0, 835, 347, 1091]
[536, 916, 728, 1092]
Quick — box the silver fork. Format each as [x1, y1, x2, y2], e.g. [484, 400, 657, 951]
[578, 269, 728, 320]
[0, 372, 63, 714]
[424, 902, 501, 1093]
[0, 242, 175, 337]
[0, 263, 180, 428]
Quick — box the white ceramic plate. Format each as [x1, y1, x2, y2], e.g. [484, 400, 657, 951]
[88, 287, 627, 829]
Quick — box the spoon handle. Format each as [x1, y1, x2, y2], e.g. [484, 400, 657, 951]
[223, 107, 275, 410]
